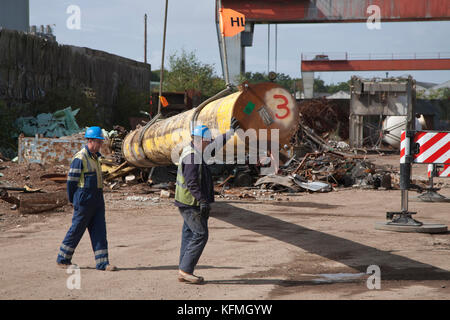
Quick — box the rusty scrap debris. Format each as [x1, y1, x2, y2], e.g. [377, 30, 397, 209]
[274, 151, 395, 192]
[297, 99, 349, 141]
[0, 95, 428, 215]
[0, 185, 67, 214]
[242, 99, 397, 195]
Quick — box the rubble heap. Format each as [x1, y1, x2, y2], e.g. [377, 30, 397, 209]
[297, 99, 349, 141]
[268, 151, 395, 193]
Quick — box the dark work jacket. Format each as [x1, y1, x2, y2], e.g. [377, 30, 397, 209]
[175, 132, 231, 209]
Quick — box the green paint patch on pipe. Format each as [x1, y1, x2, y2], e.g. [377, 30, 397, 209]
[243, 101, 256, 115]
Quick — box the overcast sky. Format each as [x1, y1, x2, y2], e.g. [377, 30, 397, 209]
[30, 0, 450, 85]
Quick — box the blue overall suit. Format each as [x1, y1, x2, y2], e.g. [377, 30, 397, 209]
[56, 145, 110, 270]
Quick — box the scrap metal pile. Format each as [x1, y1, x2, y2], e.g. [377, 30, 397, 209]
[254, 151, 395, 194]
[297, 98, 349, 142]
[219, 148, 400, 200]
[249, 99, 397, 194]
[0, 94, 420, 212]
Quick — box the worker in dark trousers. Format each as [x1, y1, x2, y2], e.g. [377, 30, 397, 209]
[56, 126, 117, 271]
[175, 118, 240, 284]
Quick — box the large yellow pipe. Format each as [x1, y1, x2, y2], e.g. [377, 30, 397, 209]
[122, 82, 300, 167]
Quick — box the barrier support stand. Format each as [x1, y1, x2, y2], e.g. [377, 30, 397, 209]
[385, 131, 421, 226]
[416, 164, 450, 202]
[375, 130, 448, 234]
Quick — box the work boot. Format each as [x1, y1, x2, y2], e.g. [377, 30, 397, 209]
[178, 269, 204, 284]
[104, 264, 118, 271]
[57, 262, 78, 269]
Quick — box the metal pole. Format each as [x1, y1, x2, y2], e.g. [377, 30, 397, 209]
[144, 14, 147, 64]
[275, 24, 277, 73]
[158, 0, 169, 115]
[216, 0, 230, 85]
[221, 34, 230, 85]
[400, 189, 408, 212]
[429, 165, 435, 189]
[267, 24, 270, 74]
[400, 77, 415, 215]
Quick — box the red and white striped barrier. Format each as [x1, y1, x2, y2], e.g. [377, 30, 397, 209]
[440, 164, 450, 177]
[401, 130, 450, 165]
[428, 164, 450, 178]
[386, 130, 449, 229]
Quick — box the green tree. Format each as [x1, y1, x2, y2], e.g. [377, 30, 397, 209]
[240, 71, 268, 83]
[0, 100, 19, 157]
[417, 87, 450, 100]
[313, 78, 327, 93]
[163, 50, 225, 97]
[111, 84, 150, 129]
[151, 70, 161, 82]
[327, 81, 351, 94]
[239, 72, 301, 93]
[443, 88, 450, 99]
[275, 73, 297, 90]
[32, 87, 98, 127]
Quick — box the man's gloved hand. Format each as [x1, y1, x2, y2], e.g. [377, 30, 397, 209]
[230, 117, 240, 131]
[199, 200, 210, 218]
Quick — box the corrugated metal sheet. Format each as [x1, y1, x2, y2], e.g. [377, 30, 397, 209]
[18, 135, 85, 165]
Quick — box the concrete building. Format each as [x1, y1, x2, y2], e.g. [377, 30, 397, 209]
[0, 0, 29, 32]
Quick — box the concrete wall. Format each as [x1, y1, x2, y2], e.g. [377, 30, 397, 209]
[0, 0, 29, 32]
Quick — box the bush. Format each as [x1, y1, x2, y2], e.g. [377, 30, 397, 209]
[0, 100, 20, 157]
[164, 50, 226, 97]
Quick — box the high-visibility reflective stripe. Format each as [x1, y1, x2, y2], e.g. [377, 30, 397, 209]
[175, 179, 187, 189]
[96, 257, 109, 264]
[58, 252, 73, 259]
[67, 176, 80, 181]
[94, 249, 108, 256]
[61, 244, 75, 252]
[68, 172, 81, 177]
[69, 168, 82, 173]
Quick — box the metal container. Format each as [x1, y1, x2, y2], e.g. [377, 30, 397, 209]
[122, 82, 300, 167]
[18, 135, 111, 165]
[18, 135, 85, 165]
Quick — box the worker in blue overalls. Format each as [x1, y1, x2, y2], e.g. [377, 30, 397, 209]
[56, 126, 117, 271]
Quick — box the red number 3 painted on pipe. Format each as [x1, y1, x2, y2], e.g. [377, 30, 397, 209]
[274, 94, 290, 119]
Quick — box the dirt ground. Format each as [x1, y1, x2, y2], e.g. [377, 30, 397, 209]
[0, 155, 449, 300]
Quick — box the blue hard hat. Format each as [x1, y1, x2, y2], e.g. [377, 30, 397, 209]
[191, 125, 211, 141]
[85, 126, 105, 140]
